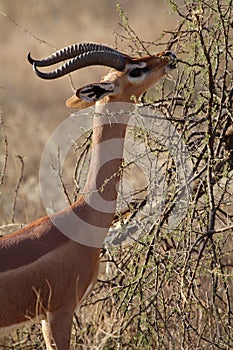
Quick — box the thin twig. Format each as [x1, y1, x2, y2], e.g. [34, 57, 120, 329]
[0, 114, 8, 187]
[11, 155, 25, 223]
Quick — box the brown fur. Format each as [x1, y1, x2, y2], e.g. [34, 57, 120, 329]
[0, 50, 174, 349]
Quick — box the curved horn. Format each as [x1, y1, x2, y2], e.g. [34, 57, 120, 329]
[31, 51, 128, 80]
[28, 43, 123, 67]
[28, 43, 130, 80]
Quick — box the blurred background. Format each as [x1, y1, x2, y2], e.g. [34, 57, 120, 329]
[0, 0, 178, 224]
[1, 2, 233, 349]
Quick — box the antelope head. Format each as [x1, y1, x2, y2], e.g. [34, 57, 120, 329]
[28, 42, 177, 108]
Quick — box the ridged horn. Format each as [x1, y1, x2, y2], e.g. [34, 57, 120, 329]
[28, 43, 129, 80]
[28, 43, 124, 67]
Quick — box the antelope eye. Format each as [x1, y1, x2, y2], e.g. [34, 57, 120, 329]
[129, 67, 149, 78]
[129, 68, 142, 77]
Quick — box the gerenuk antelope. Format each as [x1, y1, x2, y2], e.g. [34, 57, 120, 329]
[0, 43, 176, 349]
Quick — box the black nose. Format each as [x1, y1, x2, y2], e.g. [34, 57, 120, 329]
[163, 51, 176, 60]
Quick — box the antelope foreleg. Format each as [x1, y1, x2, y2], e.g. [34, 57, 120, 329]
[42, 308, 74, 350]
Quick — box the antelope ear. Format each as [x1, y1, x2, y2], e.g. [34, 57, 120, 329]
[66, 83, 115, 109]
[77, 83, 115, 102]
[66, 95, 95, 109]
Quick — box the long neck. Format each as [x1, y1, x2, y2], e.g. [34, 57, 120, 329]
[68, 102, 132, 247]
[84, 112, 128, 200]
